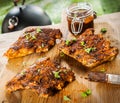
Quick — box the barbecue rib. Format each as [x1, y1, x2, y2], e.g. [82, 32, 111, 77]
[6, 58, 75, 97]
[60, 28, 118, 69]
[4, 28, 62, 59]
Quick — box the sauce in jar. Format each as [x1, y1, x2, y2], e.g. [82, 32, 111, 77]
[66, 2, 94, 35]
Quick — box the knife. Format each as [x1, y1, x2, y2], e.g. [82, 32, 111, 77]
[88, 72, 120, 85]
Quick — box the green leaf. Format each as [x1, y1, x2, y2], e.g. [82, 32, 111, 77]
[81, 92, 88, 98]
[85, 48, 92, 53]
[36, 28, 42, 33]
[65, 40, 70, 46]
[81, 89, 92, 98]
[60, 52, 64, 57]
[81, 41, 85, 46]
[85, 47, 96, 53]
[91, 47, 96, 51]
[72, 38, 77, 42]
[86, 89, 92, 95]
[25, 33, 36, 40]
[25, 33, 30, 40]
[101, 28, 107, 33]
[20, 71, 26, 76]
[31, 35, 36, 40]
[25, 35, 29, 40]
[63, 96, 71, 101]
[53, 71, 60, 79]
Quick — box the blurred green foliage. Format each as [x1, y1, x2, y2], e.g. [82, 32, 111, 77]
[0, 0, 120, 33]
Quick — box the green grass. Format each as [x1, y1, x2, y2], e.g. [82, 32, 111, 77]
[101, 0, 120, 14]
[0, 0, 120, 33]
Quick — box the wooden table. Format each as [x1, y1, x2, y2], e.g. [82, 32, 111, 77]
[0, 12, 120, 103]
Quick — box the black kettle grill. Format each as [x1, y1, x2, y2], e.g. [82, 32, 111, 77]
[2, 0, 52, 33]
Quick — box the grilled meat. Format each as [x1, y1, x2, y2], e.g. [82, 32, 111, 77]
[6, 58, 75, 97]
[60, 28, 118, 69]
[4, 28, 62, 59]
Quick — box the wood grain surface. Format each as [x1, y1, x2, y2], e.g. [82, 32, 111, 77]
[0, 12, 120, 103]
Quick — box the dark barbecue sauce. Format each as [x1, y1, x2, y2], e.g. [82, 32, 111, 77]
[67, 6, 94, 35]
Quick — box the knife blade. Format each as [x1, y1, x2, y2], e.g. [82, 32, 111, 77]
[88, 72, 120, 85]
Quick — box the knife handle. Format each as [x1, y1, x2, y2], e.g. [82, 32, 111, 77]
[88, 72, 107, 82]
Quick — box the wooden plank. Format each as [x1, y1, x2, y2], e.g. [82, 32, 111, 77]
[0, 12, 120, 103]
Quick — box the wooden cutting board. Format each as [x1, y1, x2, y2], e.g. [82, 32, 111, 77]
[0, 12, 120, 103]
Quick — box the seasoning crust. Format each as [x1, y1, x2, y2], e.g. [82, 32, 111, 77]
[6, 58, 75, 97]
[4, 28, 62, 59]
[60, 28, 118, 68]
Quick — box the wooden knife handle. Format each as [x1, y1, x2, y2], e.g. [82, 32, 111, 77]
[88, 72, 107, 82]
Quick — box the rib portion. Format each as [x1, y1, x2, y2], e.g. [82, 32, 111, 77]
[60, 28, 118, 68]
[4, 28, 62, 59]
[6, 58, 75, 97]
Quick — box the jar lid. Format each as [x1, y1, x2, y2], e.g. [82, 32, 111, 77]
[66, 2, 93, 19]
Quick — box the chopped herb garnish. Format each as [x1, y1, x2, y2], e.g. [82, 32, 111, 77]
[100, 68, 106, 72]
[25, 35, 29, 40]
[81, 89, 92, 98]
[81, 41, 85, 46]
[81, 92, 88, 97]
[60, 52, 64, 57]
[85, 47, 96, 53]
[31, 35, 36, 40]
[25, 34, 30, 40]
[72, 38, 77, 42]
[86, 89, 92, 95]
[85, 48, 92, 53]
[92, 47, 96, 51]
[63, 69, 67, 73]
[101, 28, 107, 33]
[65, 40, 70, 46]
[36, 28, 42, 33]
[63, 96, 71, 101]
[53, 71, 60, 79]
[20, 71, 25, 76]
[25, 33, 36, 40]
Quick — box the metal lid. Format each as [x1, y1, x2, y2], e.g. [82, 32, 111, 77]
[66, 2, 93, 19]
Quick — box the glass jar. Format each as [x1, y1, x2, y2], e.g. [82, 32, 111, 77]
[66, 2, 94, 35]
